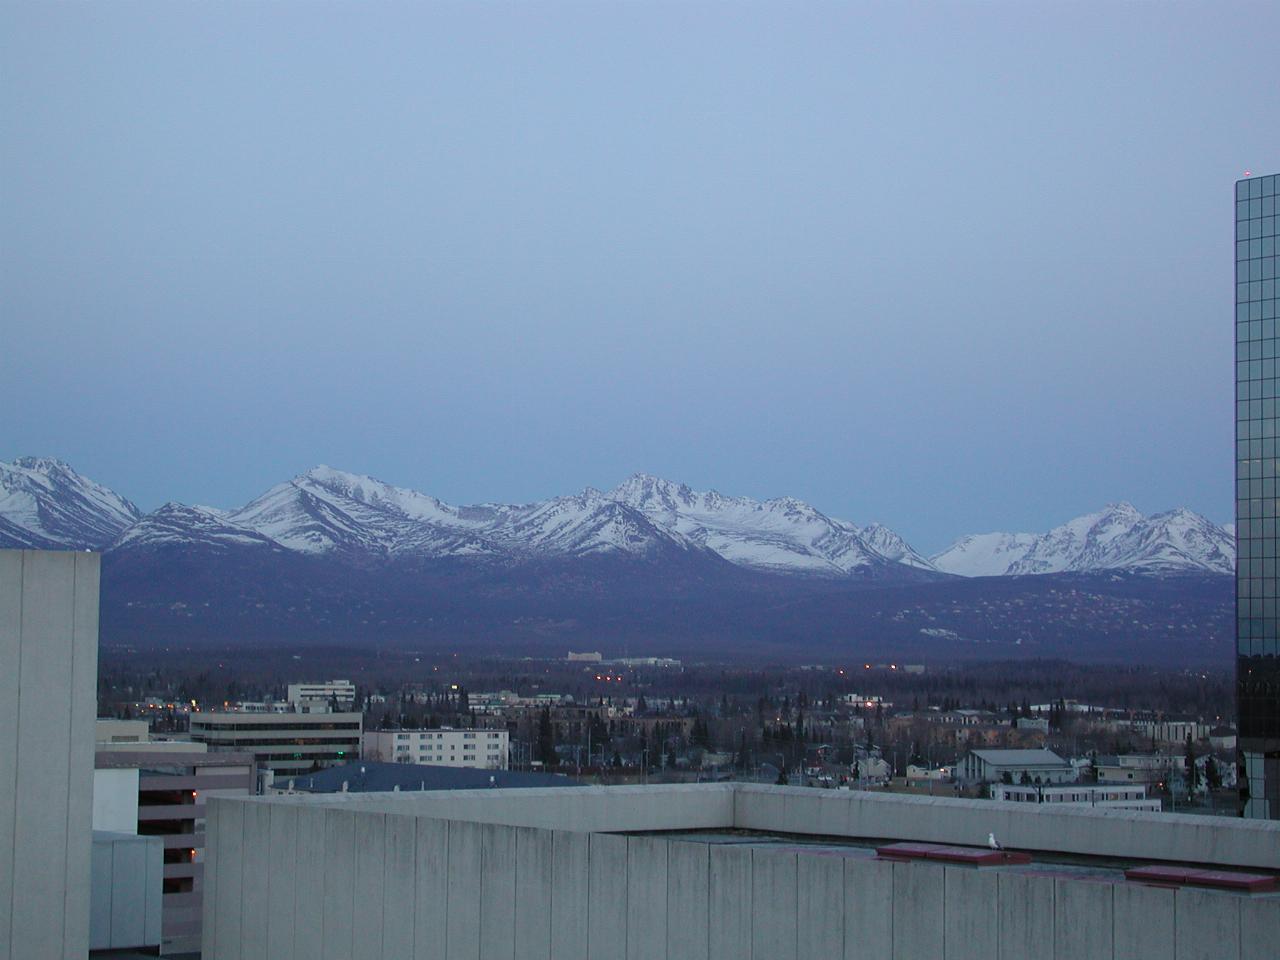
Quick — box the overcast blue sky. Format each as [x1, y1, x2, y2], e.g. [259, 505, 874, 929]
[3, 2, 1277, 553]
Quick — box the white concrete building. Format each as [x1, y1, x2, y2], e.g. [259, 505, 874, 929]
[96, 718, 151, 744]
[1095, 753, 1177, 785]
[0, 550, 99, 960]
[1124, 719, 1211, 744]
[92, 768, 141, 833]
[991, 782, 1162, 811]
[230, 700, 298, 713]
[905, 763, 952, 781]
[363, 728, 509, 769]
[286, 679, 356, 708]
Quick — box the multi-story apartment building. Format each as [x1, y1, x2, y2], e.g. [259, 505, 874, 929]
[362, 727, 509, 769]
[1236, 171, 1280, 819]
[189, 711, 362, 775]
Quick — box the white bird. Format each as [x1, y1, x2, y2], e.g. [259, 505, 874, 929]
[987, 832, 1002, 851]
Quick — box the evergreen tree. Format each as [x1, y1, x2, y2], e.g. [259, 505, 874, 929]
[1205, 755, 1222, 790]
[536, 707, 557, 767]
[1185, 734, 1200, 796]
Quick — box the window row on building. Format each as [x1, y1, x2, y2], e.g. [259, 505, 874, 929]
[1238, 397, 1280, 421]
[1238, 174, 1280, 199]
[1239, 238, 1280, 261]
[1238, 258, 1280, 283]
[191, 736, 362, 749]
[1240, 280, 1280, 304]
[1237, 298, 1280, 322]
[1236, 218, 1278, 242]
[1238, 579, 1280, 599]
[190, 721, 361, 732]
[1238, 559, 1280, 577]
[1236, 499, 1280, 523]
[1239, 378, 1280, 401]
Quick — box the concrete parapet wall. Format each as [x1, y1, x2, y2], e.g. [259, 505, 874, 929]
[204, 783, 1280, 960]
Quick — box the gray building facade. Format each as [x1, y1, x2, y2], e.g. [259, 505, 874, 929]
[1237, 173, 1280, 819]
[0, 550, 100, 958]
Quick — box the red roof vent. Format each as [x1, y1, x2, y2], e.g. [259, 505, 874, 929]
[876, 841, 1031, 866]
[1125, 865, 1276, 893]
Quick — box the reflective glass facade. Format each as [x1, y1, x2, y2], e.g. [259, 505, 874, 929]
[1236, 172, 1280, 819]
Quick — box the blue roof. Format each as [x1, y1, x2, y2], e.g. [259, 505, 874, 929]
[275, 761, 584, 794]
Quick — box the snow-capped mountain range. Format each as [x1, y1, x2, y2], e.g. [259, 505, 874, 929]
[928, 503, 1235, 577]
[0, 457, 1235, 578]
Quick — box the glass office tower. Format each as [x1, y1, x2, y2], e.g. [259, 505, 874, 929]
[1237, 172, 1280, 819]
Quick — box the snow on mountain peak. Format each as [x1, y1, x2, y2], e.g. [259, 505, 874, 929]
[931, 504, 1232, 577]
[113, 502, 282, 551]
[0, 457, 141, 548]
[608, 476, 923, 575]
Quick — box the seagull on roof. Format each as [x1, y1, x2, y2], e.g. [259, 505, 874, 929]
[988, 832, 1002, 851]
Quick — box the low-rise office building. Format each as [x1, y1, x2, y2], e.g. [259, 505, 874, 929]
[362, 727, 509, 769]
[190, 711, 362, 775]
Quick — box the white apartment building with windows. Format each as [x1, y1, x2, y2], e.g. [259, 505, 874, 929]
[286, 679, 356, 707]
[363, 728, 509, 770]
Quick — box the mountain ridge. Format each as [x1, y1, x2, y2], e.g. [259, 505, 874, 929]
[0, 458, 1234, 579]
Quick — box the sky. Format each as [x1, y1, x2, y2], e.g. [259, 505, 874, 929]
[3, 2, 1278, 555]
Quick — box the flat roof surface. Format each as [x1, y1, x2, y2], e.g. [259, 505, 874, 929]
[273, 761, 584, 793]
[625, 828, 1280, 894]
